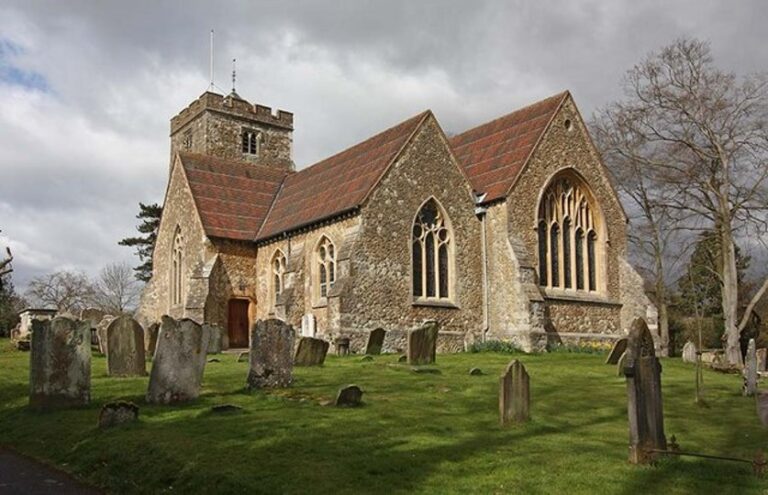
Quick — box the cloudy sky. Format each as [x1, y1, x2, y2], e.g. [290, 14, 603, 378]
[1, 0, 766, 291]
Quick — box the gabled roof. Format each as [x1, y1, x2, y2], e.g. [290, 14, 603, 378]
[256, 111, 429, 240]
[178, 152, 290, 241]
[450, 91, 568, 203]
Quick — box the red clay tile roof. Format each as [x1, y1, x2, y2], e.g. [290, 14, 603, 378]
[179, 152, 290, 241]
[256, 111, 429, 240]
[450, 91, 568, 203]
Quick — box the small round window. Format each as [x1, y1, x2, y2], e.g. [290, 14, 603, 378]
[564, 119, 573, 131]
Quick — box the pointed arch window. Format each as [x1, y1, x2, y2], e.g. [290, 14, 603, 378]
[537, 174, 602, 293]
[272, 249, 286, 306]
[412, 199, 453, 302]
[316, 236, 336, 299]
[171, 228, 184, 306]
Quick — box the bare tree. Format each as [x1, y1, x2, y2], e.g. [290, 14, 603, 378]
[93, 262, 141, 314]
[593, 38, 768, 366]
[25, 270, 95, 313]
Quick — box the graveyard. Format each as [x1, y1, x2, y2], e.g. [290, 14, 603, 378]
[0, 333, 765, 494]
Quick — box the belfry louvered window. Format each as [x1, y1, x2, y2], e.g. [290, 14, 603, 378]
[241, 129, 260, 155]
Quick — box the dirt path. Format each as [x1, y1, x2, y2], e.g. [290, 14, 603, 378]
[0, 448, 102, 494]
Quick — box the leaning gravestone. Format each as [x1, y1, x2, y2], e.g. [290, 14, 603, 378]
[623, 318, 666, 464]
[146, 317, 210, 404]
[204, 324, 222, 354]
[616, 351, 628, 377]
[499, 360, 530, 425]
[757, 348, 767, 373]
[294, 337, 329, 366]
[335, 385, 364, 407]
[29, 317, 91, 410]
[744, 338, 758, 397]
[145, 322, 160, 357]
[365, 328, 386, 355]
[106, 316, 146, 377]
[407, 321, 439, 366]
[605, 338, 628, 365]
[682, 341, 697, 363]
[246, 319, 294, 389]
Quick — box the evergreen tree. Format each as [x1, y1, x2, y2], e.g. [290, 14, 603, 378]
[119, 202, 162, 282]
[0, 274, 22, 336]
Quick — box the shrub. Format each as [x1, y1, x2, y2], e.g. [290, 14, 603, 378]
[547, 340, 612, 354]
[468, 340, 524, 354]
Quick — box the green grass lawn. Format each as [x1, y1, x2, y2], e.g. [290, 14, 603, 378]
[0, 339, 766, 495]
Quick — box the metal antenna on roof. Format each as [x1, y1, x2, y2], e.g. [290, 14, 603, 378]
[208, 29, 215, 91]
[232, 58, 237, 93]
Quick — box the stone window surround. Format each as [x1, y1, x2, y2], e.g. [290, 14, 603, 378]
[170, 226, 184, 307]
[535, 168, 607, 296]
[241, 128, 262, 156]
[410, 196, 457, 308]
[271, 248, 286, 309]
[313, 235, 337, 307]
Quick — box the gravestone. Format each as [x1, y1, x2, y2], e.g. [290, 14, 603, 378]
[365, 328, 386, 355]
[407, 321, 439, 366]
[145, 322, 160, 357]
[335, 385, 364, 407]
[758, 392, 768, 427]
[29, 317, 91, 410]
[106, 316, 146, 377]
[98, 401, 139, 428]
[623, 318, 666, 464]
[605, 338, 628, 365]
[757, 348, 767, 373]
[204, 324, 222, 354]
[616, 351, 627, 377]
[744, 338, 758, 397]
[301, 313, 316, 337]
[336, 337, 350, 356]
[246, 319, 294, 389]
[499, 360, 530, 425]
[146, 316, 211, 404]
[96, 316, 115, 354]
[682, 341, 697, 363]
[294, 337, 329, 366]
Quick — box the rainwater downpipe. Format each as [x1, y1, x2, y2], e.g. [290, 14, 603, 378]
[475, 194, 490, 343]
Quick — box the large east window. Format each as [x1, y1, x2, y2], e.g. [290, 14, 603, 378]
[412, 198, 454, 302]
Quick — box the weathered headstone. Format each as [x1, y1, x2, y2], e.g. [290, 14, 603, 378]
[365, 328, 386, 355]
[246, 319, 294, 389]
[681, 341, 697, 363]
[294, 337, 329, 366]
[335, 385, 364, 407]
[469, 367, 483, 376]
[98, 401, 139, 428]
[146, 316, 210, 404]
[758, 392, 768, 427]
[106, 316, 146, 377]
[605, 338, 628, 365]
[499, 360, 530, 425]
[335, 337, 350, 356]
[623, 318, 666, 464]
[757, 348, 767, 373]
[96, 316, 115, 354]
[744, 338, 758, 397]
[616, 351, 627, 377]
[301, 313, 316, 337]
[145, 322, 159, 357]
[204, 324, 222, 354]
[407, 321, 439, 366]
[29, 317, 91, 410]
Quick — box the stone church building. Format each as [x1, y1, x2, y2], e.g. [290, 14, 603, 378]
[136, 89, 653, 352]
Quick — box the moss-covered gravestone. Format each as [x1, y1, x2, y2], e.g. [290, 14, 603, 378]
[407, 321, 439, 365]
[499, 360, 529, 425]
[146, 317, 210, 404]
[623, 318, 666, 464]
[605, 338, 628, 365]
[106, 315, 146, 377]
[247, 319, 294, 388]
[365, 328, 386, 355]
[294, 337, 329, 366]
[29, 317, 91, 410]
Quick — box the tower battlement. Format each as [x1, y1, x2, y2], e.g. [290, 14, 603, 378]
[171, 91, 294, 136]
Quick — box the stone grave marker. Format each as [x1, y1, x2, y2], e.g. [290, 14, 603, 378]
[106, 315, 146, 377]
[246, 319, 294, 389]
[616, 351, 627, 377]
[204, 324, 222, 354]
[96, 316, 115, 354]
[623, 318, 667, 464]
[499, 360, 530, 425]
[98, 401, 139, 428]
[301, 313, 316, 337]
[605, 338, 628, 365]
[757, 348, 767, 372]
[335, 337, 350, 356]
[407, 321, 439, 366]
[145, 322, 160, 357]
[29, 317, 91, 410]
[681, 341, 697, 363]
[294, 337, 329, 366]
[146, 316, 211, 404]
[365, 328, 386, 355]
[335, 385, 364, 407]
[744, 338, 758, 397]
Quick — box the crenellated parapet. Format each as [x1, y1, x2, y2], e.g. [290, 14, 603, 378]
[171, 91, 294, 135]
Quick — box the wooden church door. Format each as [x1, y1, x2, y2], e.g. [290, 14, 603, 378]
[227, 299, 250, 348]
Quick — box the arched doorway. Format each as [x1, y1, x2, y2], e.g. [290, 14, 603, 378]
[227, 299, 250, 348]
